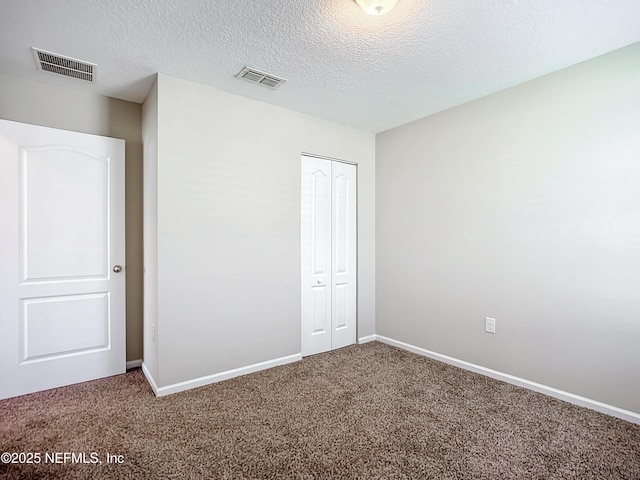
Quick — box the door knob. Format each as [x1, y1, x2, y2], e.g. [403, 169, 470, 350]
[113, 265, 123, 273]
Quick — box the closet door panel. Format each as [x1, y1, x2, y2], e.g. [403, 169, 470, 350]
[301, 156, 332, 356]
[331, 161, 357, 350]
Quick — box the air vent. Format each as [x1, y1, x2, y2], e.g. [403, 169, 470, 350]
[32, 48, 96, 83]
[235, 67, 286, 90]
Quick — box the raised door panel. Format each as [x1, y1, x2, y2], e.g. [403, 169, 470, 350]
[311, 170, 330, 278]
[20, 293, 110, 362]
[20, 146, 109, 282]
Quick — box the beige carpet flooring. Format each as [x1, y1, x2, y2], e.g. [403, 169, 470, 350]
[1, 342, 639, 479]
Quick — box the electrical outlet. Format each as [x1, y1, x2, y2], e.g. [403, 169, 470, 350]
[485, 317, 496, 334]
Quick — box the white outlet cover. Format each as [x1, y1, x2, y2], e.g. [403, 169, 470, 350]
[485, 317, 496, 334]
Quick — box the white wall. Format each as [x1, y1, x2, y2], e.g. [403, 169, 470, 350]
[376, 43, 640, 414]
[146, 74, 375, 389]
[0, 72, 144, 363]
[141, 77, 159, 380]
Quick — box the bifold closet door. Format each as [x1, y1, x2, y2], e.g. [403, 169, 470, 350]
[301, 155, 356, 356]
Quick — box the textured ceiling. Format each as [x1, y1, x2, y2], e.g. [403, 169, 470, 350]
[1, 0, 639, 132]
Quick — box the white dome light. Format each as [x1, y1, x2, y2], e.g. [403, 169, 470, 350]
[354, 0, 399, 15]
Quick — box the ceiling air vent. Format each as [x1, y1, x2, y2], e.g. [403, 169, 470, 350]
[235, 67, 286, 90]
[32, 48, 96, 83]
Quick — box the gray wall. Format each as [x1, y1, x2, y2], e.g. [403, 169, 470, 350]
[147, 74, 375, 388]
[376, 43, 640, 413]
[0, 72, 144, 363]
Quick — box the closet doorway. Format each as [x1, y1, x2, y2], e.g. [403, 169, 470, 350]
[301, 154, 356, 356]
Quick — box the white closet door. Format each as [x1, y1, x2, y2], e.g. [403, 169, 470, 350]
[301, 157, 333, 356]
[331, 161, 356, 349]
[0, 119, 126, 400]
[301, 155, 356, 356]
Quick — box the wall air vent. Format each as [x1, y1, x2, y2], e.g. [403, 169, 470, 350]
[235, 67, 286, 90]
[32, 48, 96, 83]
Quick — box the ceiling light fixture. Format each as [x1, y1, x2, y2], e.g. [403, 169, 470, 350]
[354, 0, 398, 15]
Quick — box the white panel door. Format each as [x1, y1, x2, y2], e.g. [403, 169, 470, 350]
[301, 155, 356, 356]
[301, 156, 333, 356]
[330, 161, 357, 350]
[0, 119, 125, 399]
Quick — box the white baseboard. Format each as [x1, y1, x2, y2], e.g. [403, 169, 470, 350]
[374, 335, 640, 425]
[358, 335, 376, 344]
[141, 362, 159, 395]
[126, 359, 142, 370]
[142, 353, 302, 398]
